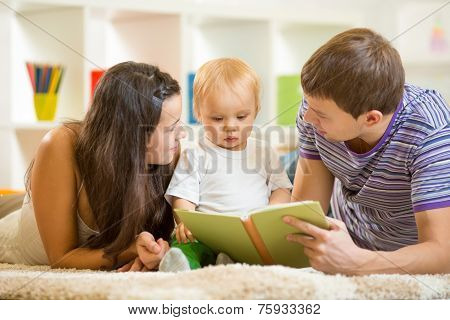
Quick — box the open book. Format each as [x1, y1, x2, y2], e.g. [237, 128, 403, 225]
[174, 201, 329, 268]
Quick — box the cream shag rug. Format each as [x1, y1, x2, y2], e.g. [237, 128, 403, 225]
[0, 263, 448, 299]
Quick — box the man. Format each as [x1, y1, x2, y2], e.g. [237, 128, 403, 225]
[285, 28, 450, 275]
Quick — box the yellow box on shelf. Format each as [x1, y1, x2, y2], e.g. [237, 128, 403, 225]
[26, 62, 65, 122]
[33, 93, 58, 121]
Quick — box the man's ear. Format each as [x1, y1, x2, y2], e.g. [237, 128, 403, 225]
[364, 110, 383, 127]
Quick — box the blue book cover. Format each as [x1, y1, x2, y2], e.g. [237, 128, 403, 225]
[187, 72, 198, 124]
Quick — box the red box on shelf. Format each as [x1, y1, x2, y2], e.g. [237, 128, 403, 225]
[90, 70, 105, 100]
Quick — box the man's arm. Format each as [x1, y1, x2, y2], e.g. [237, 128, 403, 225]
[291, 157, 335, 213]
[355, 207, 450, 274]
[284, 206, 450, 275]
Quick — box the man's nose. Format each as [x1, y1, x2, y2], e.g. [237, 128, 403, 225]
[304, 108, 318, 126]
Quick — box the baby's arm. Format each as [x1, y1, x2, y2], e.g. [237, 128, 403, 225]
[172, 197, 195, 223]
[165, 146, 203, 243]
[269, 188, 291, 204]
[267, 146, 293, 205]
[172, 197, 196, 243]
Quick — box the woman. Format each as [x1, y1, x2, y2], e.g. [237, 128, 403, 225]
[0, 61, 185, 271]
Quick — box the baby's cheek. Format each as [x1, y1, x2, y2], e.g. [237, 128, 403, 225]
[242, 125, 253, 135]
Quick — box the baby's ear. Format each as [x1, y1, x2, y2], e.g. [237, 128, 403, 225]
[194, 106, 203, 123]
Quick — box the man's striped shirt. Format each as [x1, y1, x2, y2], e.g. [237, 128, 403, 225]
[297, 84, 450, 251]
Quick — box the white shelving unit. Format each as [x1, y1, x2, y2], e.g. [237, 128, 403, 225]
[12, 6, 86, 124]
[2, 0, 449, 189]
[84, 8, 183, 108]
[1, 0, 362, 189]
[185, 16, 273, 124]
[273, 22, 351, 76]
[395, 1, 450, 102]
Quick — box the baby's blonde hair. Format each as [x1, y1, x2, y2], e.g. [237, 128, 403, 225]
[193, 57, 260, 121]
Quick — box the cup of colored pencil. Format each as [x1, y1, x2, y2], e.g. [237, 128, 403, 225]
[25, 62, 65, 121]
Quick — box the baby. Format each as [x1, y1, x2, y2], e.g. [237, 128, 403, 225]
[159, 58, 293, 272]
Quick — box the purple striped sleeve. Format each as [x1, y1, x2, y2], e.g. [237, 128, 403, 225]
[410, 124, 450, 213]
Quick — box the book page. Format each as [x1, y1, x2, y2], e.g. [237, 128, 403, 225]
[250, 201, 328, 268]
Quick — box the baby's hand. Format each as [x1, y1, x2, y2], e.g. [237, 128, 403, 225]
[136, 231, 169, 269]
[175, 222, 195, 243]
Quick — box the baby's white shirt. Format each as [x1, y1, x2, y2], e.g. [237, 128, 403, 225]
[165, 137, 293, 216]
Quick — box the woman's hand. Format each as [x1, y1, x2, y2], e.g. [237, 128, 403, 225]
[283, 216, 368, 275]
[117, 257, 149, 272]
[175, 222, 195, 243]
[118, 231, 169, 272]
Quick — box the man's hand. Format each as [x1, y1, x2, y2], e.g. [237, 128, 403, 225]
[283, 216, 368, 275]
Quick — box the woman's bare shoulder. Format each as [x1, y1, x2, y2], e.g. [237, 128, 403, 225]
[38, 123, 80, 157]
[32, 123, 83, 185]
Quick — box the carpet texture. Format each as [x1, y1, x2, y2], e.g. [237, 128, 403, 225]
[0, 263, 448, 299]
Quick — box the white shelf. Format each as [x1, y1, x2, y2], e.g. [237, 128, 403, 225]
[273, 22, 352, 75]
[185, 15, 273, 124]
[83, 7, 183, 108]
[403, 59, 450, 69]
[12, 5, 86, 123]
[3, 0, 448, 189]
[12, 121, 59, 130]
[0, 0, 366, 188]
[396, 2, 450, 70]
[85, 8, 182, 77]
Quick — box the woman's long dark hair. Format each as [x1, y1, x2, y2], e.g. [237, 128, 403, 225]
[27, 62, 180, 264]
